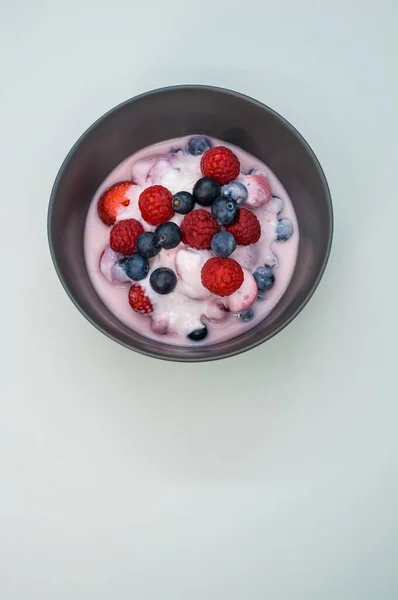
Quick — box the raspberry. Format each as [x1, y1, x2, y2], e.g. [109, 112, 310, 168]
[128, 284, 153, 314]
[97, 181, 132, 226]
[200, 146, 240, 185]
[225, 207, 261, 246]
[109, 218, 144, 255]
[201, 257, 244, 297]
[138, 185, 174, 226]
[180, 209, 219, 250]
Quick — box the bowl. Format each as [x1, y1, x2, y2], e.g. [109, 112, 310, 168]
[48, 85, 333, 362]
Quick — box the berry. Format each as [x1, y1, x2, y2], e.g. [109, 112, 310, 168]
[123, 254, 150, 281]
[97, 181, 132, 226]
[112, 259, 131, 284]
[225, 208, 261, 246]
[153, 221, 182, 250]
[201, 257, 244, 297]
[136, 232, 161, 258]
[187, 136, 212, 156]
[187, 325, 208, 341]
[109, 218, 144, 255]
[172, 191, 195, 214]
[192, 177, 221, 206]
[253, 266, 275, 293]
[181, 209, 219, 250]
[276, 219, 293, 241]
[150, 267, 177, 295]
[211, 197, 238, 225]
[221, 181, 248, 205]
[237, 307, 254, 322]
[226, 269, 257, 312]
[211, 231, 237, 258]
[139, 185, 174, 226]
[200, 146, 240, 185]
[245, 174, 272, 208]
[128, 284, 153, 314]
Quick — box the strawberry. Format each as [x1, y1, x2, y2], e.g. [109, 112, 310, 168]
[244, 173, 272, 208]
[138, 185, 174, 226]
[225, 207, 261, 246]
[201, 257, 244, 296]
[200, 146, 240, 185]
[128, 284, 153, 314]
[109, 218, 144, 255]
[180, 209, 219, 250]
[97, 181, 132, 226]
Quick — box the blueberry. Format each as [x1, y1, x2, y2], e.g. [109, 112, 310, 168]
[221, 181, 248, 206]
[136, 232, 161, 258]
[237, 307, 254, 322]
[276, 219, 293, 242]
[211, 197, 238, 225]
[112, 258, 131, 283]
[193, 177, 221, 206]
[153, 222, 182, 250]
[150, 267, 177, 295]
[187, 325, 208, 341]
[187, 136, 212, 156]
[123, 254, 150, 281]
[253, 266, 275, 293]
[211, 231, 237, 257]
[172, 191, 195, 214]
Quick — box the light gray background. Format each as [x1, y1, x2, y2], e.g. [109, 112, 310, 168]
[1, 1, 397, 598]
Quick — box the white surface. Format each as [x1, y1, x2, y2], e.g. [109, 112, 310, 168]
[0, 1, 397, 598]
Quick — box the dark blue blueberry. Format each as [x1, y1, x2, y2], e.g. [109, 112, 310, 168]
[276, 219, 293, 242]
[123, 254, 150, 281]
[211, 231, 237, 258]
[192, 177, 221, 206]
[187, 136, 212, 156]
[237, 307, 254, 322]
[221, 181, 248, 206]
[172, 191, 195, 214]
[153, 222, 182, 250]
[253, 266, 275, 293]
[136, 232, 161, 259]
[187, 325, 208, 341]
[150, 267, 177, 295]
[211, 197, 238, 225]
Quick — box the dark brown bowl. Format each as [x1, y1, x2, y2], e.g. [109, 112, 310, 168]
[47, 85, 333, 361]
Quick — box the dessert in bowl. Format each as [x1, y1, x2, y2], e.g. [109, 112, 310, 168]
[85, 135, 299, 345]
[48, 86, 333, 361]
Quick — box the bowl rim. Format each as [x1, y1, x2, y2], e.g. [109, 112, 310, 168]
[47, 84, 334, 362]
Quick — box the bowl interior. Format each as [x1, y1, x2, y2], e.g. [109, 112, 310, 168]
[48, 85, 332, 361]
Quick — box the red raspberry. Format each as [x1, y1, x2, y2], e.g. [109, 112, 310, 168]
[225, 207, 261, 246]
[181, 209, 219, 250]
[200, 146, 240, 185]
[97, 181, 133, 226]
[109, 218, 144, 255]
[128, 284, 153, 314]
[139, 185, 174, 226]
[201, 257, 244, 297]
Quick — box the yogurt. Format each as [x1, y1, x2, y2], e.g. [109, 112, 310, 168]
[84, 136, 299, 345]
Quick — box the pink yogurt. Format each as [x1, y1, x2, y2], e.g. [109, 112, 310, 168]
[84, 136, 299, 346]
